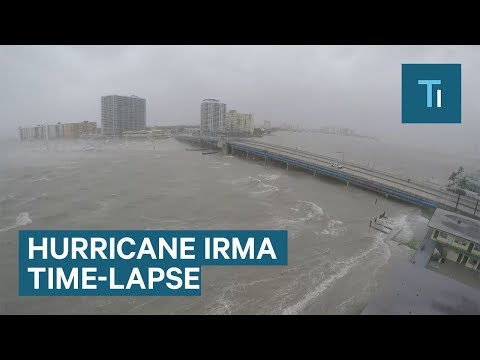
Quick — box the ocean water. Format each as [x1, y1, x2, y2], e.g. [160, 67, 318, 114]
[1, 133, 475, 314]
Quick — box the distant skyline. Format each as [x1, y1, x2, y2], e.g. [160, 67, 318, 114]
[1, 45, 480, 153]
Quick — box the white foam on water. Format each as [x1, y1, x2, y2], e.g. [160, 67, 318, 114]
[250, 182, 279, 194]
[246, 177, 279, 194]
[0, 212, 32, 233]
[258, 173, 281, 181]
[273, 201, 325, 231]
[321, 219, 347, 236]
[16, 212, 32, 227]
[93, 200, 109, 214]
[297, 200, 324, 221]
[223, 163, 231, 166]
[281, 218, 396, 315]
[30, 176, 51, 183]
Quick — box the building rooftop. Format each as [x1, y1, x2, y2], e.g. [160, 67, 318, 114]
[102, 94, 145, 99]
[427, 208, 480, 244]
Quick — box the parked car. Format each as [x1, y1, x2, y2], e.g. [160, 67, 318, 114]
[331, 162, 343, 169]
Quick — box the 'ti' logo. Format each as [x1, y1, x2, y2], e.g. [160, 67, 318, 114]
[402, 64, 461, 123]
[417, 80, 442, 108]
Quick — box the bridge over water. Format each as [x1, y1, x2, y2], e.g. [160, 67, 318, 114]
[175, 135, 480, 219]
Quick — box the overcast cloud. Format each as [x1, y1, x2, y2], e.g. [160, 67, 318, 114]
[1, 45, 479, 152]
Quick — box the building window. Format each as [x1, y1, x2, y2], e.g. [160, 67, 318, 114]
[453, 238, 468, 247]
[433, 230, 439, 239]
[437, 231, 448, 241]
[474, 244, 480, 252]
[457, 253, 463, 263]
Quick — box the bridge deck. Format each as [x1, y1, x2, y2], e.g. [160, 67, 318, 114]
[228, 139, 479, 217]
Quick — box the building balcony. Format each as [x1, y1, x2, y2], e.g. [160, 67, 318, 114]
[436, 241, 480, 260]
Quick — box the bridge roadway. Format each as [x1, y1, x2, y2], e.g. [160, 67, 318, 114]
[227, 139, 479, 217]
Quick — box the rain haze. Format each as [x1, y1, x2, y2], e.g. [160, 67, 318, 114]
[1, 45, 480, 152]
[1, 45, 480, 315]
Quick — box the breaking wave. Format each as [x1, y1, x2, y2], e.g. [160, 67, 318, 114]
[258, 173, 281, 181]
[248, 177, 279, 194]
[282, 230, 391, 315]
[277, 200, 324, 226]
[278, 213, 416, 315]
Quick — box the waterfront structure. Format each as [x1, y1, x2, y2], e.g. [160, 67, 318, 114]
[64, 121, 97, 138]
[18, 121, 97, 141]
[200, 99, 226, 135]
[46, 123, 64, 139]
[225, 110, 254, 135]
[176, 136, 480, 216]
[18, 125, 47, 141]
[122, 129, 171, 140]
[101, 95, 146, 136]
[263, 121, 271, 130]
[19, 124, 61, 141]
[428, 208, 480, 271]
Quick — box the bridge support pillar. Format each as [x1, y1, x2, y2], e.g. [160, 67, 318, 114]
[314, 171, 316, 177]
[264, 156, 267, 166]
[286, 162, 289, 171]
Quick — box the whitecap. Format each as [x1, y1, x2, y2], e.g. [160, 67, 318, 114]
[258, 174, 281, 181]
[248, 178, 279, 194]
[297, 200, 324, 221]
[30, 176, 51, 183]
[282, 230, 391, 315]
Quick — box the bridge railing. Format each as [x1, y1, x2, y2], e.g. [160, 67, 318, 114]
[231, 140, 480, 216]
[230, 142, 480, 218]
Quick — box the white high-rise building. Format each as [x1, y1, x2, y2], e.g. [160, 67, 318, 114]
[225, 110, 254, 135]
[101, 95, 146, 136]
[200, 99, 226, 135]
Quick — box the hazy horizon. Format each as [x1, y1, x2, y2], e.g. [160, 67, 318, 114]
[1, 45, 479, 153]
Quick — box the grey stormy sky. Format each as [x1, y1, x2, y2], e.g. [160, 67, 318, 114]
[1, 45, 479, 152]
